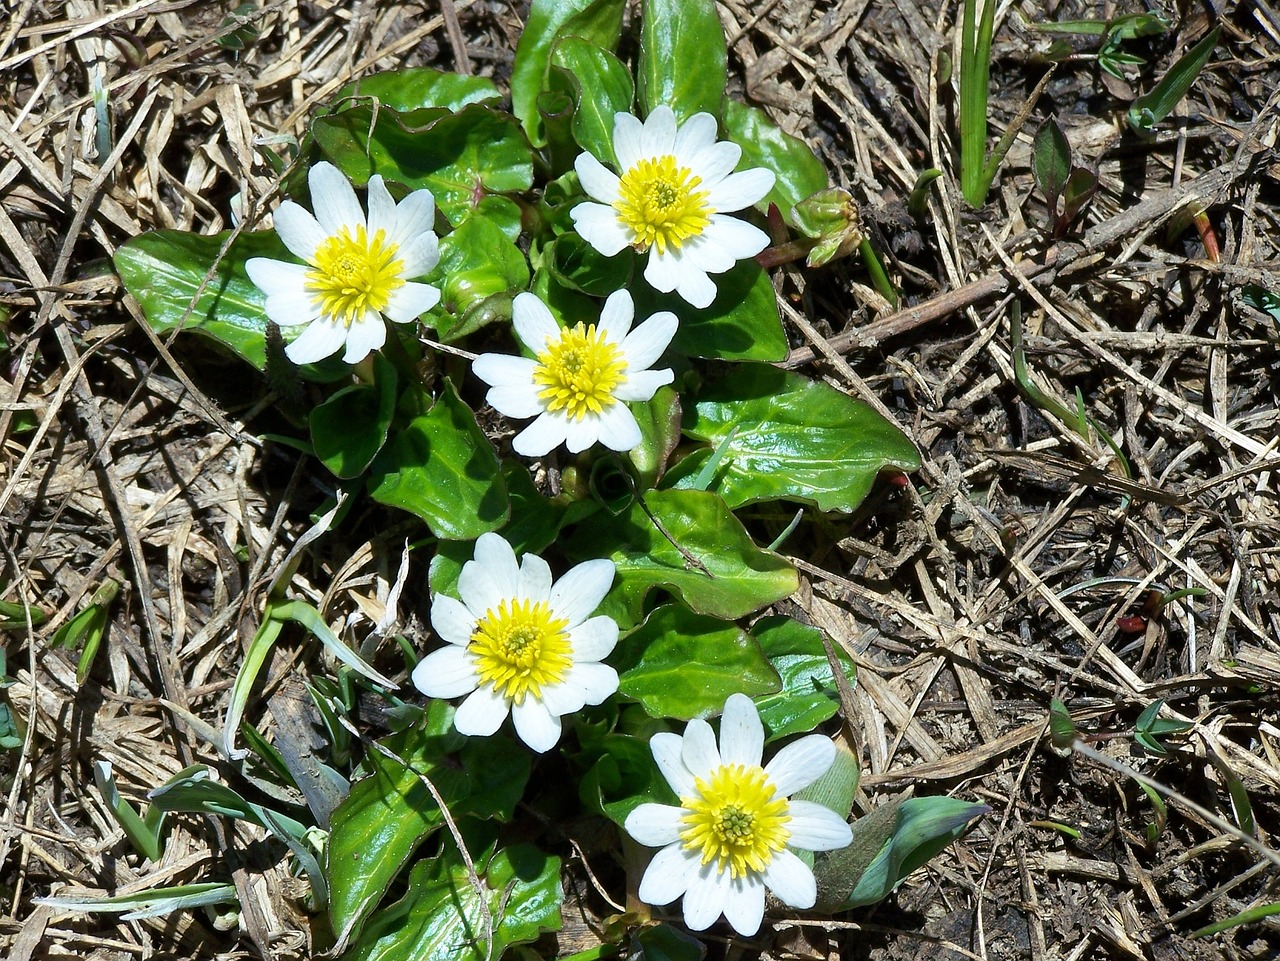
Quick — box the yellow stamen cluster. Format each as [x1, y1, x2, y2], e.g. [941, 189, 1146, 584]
[469, 598, 572, 704]
[679, 764, 791, 878]
[614, 156, 711, 254]
[533, 324, 627, 420]
[306, 225, 404, 327]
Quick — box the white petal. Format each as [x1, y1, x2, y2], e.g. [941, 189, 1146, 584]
[272, 201, 327, 262]
[613, 369, 674, 402]
[567, 615, 619, 661]
[518, 552, 553, 603]
[539, 679, 584, 716]
[673, 263, 718, 309]
[594, 402, 642, 452]
[761, 849, 817, 908]
[723, 874, 766, 936]
[512, 291, 561, 353]
[486, 382, 546, 420]
[571, 203, 632, 257]
[365, 175, 397, 238]
[651, 732, 696, 796]
[638, 843, 698, 906]
[453, 685, 509, 737]
[549, 558, 614, 627]
[512, 412, 569, 457]
[429, 594, 477, 645]
[673, 112, 718, 162]
[341, 315, 386, 363]
[719, 693, 764, 768]
[385, 281, 440, 323]
[597, 288, 634, 342]
[309, 161, 365, 235]
[459, 533, 520, 615]
[612, 112, 645, 171]
[643, 247, 685, 295]
[680, 232, 738, 275]
[620, 311, 678, 372]
[641, 105, 677, 157]
[391, 186, 437, 248]
[686, 140, 742, 189]
[625, 803, 684, 846]
[786, 801, 853, 851]
[575, 151, 621, 203]
[705, 168, 776, 212]
[473, 352, 540, 390]
[683, 862, 730, 931]
[765, 735, 836, 797]
[284, 319, 346, 364]
[563, 414, 603, 453]
[563, 660, 619, 706]
[247, 260, 319, 328]
[396, 233, 440, 279]
[411, 645, 478, 699]
[699, 215, 770, 260]
[511, 697, 562, 753]
[681, 718, 720, 777]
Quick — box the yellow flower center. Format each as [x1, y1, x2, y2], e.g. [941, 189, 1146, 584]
[306, 225, 404, 327]
[614, 155, 712, 255]
[532, 323, 628, 420]
[469, 598, 572, 704]
[679, 763, 791, 878]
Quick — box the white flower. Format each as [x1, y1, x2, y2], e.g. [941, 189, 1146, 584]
[472, 289, 676, 457]
[412, 532, 620, 753]
[246, 161, 441, 365]
[570, 106, 776, 309]
[625, 693, 852, 937]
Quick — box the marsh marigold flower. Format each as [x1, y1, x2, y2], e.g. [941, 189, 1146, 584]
[571, 106, 775, 309]
[625, 693, 852, 936]
[412, 533, 620, 752]
[246, 162, 441, 364]
[472, 289, 676, 457]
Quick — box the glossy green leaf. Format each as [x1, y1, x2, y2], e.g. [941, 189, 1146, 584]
[721, 99, 828, 221]
[311, 103, 534, 227]
[628, 923, 707, 961]
[814, 796, 988, 910]
[369, 381, 509, 540]
[666, 364, 920, 510]
[543, 231, 632, 297]
[428, 215, 529, 341]
[343, 844, 561, 961]
[335, 67, 501, 112]
[564, 488, 797, 620]
[326, 704, 532, 947]
[309, 355, 398, 479]
[634, 259, 786, 361]
[1127, 27, 1220, 136]
[638, 0, 726, 123]
[578, 732, 678, 826]
[512, 0, 626, 144]
[115, 230, 287, 369]
[627, 385, 682, 489]
[751, 615, 856, 741]
[551, 37, 634, 165]
[617, 604, 781, 720]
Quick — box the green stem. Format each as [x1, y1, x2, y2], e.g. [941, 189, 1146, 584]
[859, 237, 899, 309]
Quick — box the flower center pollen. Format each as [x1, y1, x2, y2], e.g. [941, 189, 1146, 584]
[469, 598, 572, 704]
[533, 324, 628, 420]
[306, 225, 405, 327]
[614, 155, 712, 255]
[679, 764, 791, 878]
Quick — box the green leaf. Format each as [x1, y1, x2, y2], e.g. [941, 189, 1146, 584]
[334, 67, 501, 112]
[578, 732, 678, 826]
[750, 615, 855, 741]
[147, 766, 310, 839]
[0, 703, 21, 750]
[542, 231, 632, 297]
[627, 923, 707, 961]
[563, 488, 798, 620]
[369, 381, 509, 540]
[627, 385, 682, 489]
[326, 705, 532, 947]
[638, 0, 727, 123]
[512, 0, 627, 145]
[1032, 118, 1071, 210]
[115, 230, 287, 370]
[616, 604, 781, 720]
[666, 365, 920, 511]
[814, 796, 988, 910]
[36, 883, 238, 921]
[311, 103, 534, 227]
[550, 37, 634, 165]
[721, 99, 828, 221]
[427, 215, 530, 341]
[1060, 167, 1099, 224]
[309, 355, 399, 479]
[93, 760, 163, 862]
[634, 259, 786, 361]
[1127, 27, 1220, 136]
[0, 598, 48, 631]
[342, 844, 561, 961]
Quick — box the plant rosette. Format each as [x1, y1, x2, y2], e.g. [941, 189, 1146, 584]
[625, 693, 852, 935]
[246, 161, 441, 364]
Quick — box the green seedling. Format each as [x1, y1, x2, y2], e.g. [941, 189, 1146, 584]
[1127, 26, 1220, 137]
[0, 646, 22, 750]
[1030, 13, 1170, 79]
[50, 578, 119, 684]
[907, 168, 942, 218]
[1031, 119, 1098, 238]
[0, 596, 48, 631]
[93, 760, 166, 862]
[36, 882, 238, 921]
[1132, 699, 1192, 756]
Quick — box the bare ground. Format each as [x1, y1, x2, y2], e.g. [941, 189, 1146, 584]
[2, 1, 1280, 959]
